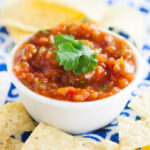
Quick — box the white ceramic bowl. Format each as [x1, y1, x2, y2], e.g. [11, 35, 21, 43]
[8, 28, 143, 134]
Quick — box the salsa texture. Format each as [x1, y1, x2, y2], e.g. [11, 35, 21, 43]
[13, 23, 136, 102]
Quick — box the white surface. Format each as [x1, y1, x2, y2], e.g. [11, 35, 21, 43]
[0, 0, 3, 10]
[7, 28, 144, 134]
[0, 72, 11, 106]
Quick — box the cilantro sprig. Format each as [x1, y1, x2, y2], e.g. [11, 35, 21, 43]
[54, 33, 98, 75]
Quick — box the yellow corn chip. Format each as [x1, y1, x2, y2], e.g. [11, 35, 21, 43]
[129, 86, 150, 119]
[6, 25, 32, 44]
[1, 0, 85, 32]
[75, 137, 119, 150]
[118, 117, 150, 150]
[35, 0, 107, 22]
[100, 6, 146, 49]
[4, 137, 23, 150]
[0, 102, 35, 148]
[22, 123, 119, 150]
[142, 145, 150, 150]
[1, 0, 107, 43]
[102, 140, 119, 150]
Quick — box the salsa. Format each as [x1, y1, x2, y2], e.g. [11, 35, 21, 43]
[13, 23, 136, 102]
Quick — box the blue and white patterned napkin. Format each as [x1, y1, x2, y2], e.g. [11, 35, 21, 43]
[0, 0, 150, 143]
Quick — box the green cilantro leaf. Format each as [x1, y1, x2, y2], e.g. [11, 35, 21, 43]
[54, 33, 98, 75]
[54, 33, 74, 47]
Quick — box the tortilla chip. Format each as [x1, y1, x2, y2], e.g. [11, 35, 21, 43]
[142, 145, 150, 150]
[1, 0, 107, 44]
[35, 0, 107, 23]
[0, 102, 35, 148]
[3, 0, 18, 5]
[1, 0, 85, 32]
[4, 137, 23, 150]
[22, 123, 119, 150]
[118, 117, 150, 150]
[74, 137, 119, 150]
[100, 6, 146, 49]
[129, 86, 150, 119]
[6, 25, 32, 43]
[102, 140, 119, 150]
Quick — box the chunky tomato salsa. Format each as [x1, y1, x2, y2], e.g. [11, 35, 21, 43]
[13, 23, 136, 102]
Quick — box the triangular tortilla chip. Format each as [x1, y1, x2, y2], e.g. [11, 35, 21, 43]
[129, 86, 150, 119]
[118, 117, 150, 150]
[100, 6, 146, 49]
[0, 102, 35, 149]
[4, 138, 23, 150]
[102, 140, 119, 150]
[1, 0, 85, 32]
[22, 123, 119, 150]
[6, 25, 32, 43]
[142, 145, 150, 150]
[35, 0, 107, 23]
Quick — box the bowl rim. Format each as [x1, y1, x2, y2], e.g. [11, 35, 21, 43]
[7, 27, 144, 108]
